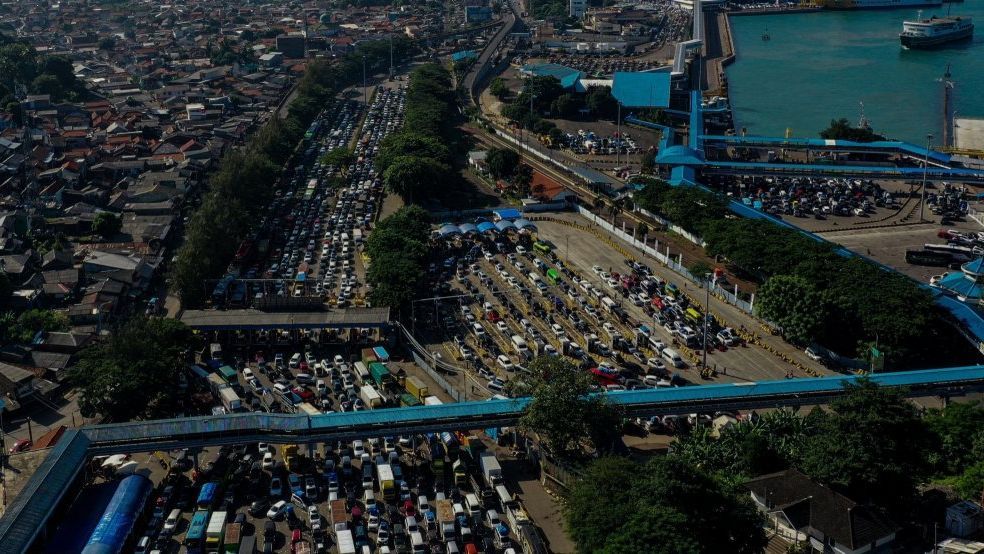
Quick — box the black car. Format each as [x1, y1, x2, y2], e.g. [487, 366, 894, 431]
[250, 498, 271, 517]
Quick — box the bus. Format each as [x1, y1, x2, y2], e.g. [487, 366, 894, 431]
[185, 510, 210, 553]
[197, 482, 219, 509]
[533, 241, 551, 254]
[399, 393, 422, 407]
[545, 268, 560, 285]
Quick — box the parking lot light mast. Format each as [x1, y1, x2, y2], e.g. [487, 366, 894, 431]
[362, 55, 367, 107]
[920, 133, 933, 222]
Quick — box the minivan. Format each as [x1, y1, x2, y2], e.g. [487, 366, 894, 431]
[661, 347, 686, 368]
[410, 531, 427, 553]
[163, 508, 181, 534]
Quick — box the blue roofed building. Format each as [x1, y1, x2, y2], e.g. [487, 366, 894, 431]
[519, 63, 585, 90]
[451, 50, 479, 63]
[611, 71, 672, 108]
[465, 6, 493, 22]
[936, 258, 984, 303]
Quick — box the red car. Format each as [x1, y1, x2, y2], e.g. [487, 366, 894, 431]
[402, 499, 416, 517]
[292, 387, 315, 402]
[9, 439, 31, 454]
[485, 310, 501, 323]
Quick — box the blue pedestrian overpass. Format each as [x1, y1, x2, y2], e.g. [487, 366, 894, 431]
[4, 365, 984, 552]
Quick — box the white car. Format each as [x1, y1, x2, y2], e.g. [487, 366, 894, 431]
[550, 323, 564, 336]
[592, 265, 604, 274]
[267, 500, 288, 519]
[242, 368, 254, 380]
[262, 452, 275, 469]
[496, 355, 514, 371]
[353, 440, 366, 458]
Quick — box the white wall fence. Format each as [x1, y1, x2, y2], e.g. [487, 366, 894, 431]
[575, 205, 756, 315]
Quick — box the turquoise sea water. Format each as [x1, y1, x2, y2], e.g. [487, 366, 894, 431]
[726, 2, 984, 144]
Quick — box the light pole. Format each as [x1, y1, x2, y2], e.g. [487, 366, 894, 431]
[920, 133, 932, 222]
[362, 55, 367, 107]
[616, 101, 622, 167]
[702, 272, 712, 371]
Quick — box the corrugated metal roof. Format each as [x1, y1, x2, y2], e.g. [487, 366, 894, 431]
[611, 71, 671, 108]
[0, 430, 89, 554]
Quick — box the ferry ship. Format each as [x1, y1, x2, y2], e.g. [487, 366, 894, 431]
[900, 15, 974, 48]
[821, 0, 942, 9]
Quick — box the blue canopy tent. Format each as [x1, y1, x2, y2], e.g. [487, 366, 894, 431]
[513, 218, 537, 231]
[477, 221, 497, 234]
[495, 220, 516, 233]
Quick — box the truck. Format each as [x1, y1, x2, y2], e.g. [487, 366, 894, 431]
[223, 522, 241, 553]
[205, 510, 227, 551]
[218, 387, 242, 412]
[207, 373, 228, 396]
[335, 529, 356, 554]
[405, 376, 428, 401]
[297, 402, 320, 416]
[377, 463, 396, 502]
[479, 452, 503, 486]
[359, 385, 383, 409]
[452, 459, 468, 487]
[353, 361, 370, 384]
[368, 362, 393, 389]
[330, 499, 349, 534]
[423, 396, 443, 406]
[601, 296, 617, 313]
[282, 444, 301, 472]
[510, 335, 531, 360]
[435, 499, 456, 541]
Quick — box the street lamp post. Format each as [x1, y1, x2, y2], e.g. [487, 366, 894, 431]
[921, 133, 933, 222]
[616, 102, 621, 167]
[362, 55, 367, 107]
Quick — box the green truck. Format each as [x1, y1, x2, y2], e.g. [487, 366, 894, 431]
[368, 362, 393, 389]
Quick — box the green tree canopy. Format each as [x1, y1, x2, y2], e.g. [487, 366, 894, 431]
[754, 275, 829, 344]
[485, 147, 520, 179]
[70, 318, 196, 421]
[519, 356, 624, 459]
[565, 456, 766, 554]
[820, 118, 886, 143]
[798, 378, 932, 516]
[365, 205, 431, 308]
[382, 155, 450, 202]
[93, 211, 123, 238]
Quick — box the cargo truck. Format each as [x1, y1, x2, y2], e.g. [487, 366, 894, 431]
[423, 396, 442, 406]
[223, 522, 241, 553]
[282, 444, 301, 472]
[435, 499, 456, 541]
[297, 402, 320, 416]
[218, 387, 242, 412]
[205, 510, 227, 552]
[405, 376, 428, 401]
[377, 463, 396, 501]
[330, 498, 349, 530]
[335, 529, 356, 554]
[368, 362, 393, 388]
[479, 452, 503, 487]
[359, 385, 383, 409]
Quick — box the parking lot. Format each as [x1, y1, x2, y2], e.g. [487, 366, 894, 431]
[417, 212, 825, 395]
[119, 423, 541, 554]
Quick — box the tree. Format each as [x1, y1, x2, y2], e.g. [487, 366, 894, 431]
[565, 456, 766, 554]
[754, 275, 828, 344]
[820, 118, 885, 143]
[0, 271, 11, 306]
[382, 155, 449, 201]
[376, 132, 451, 173]
[319, 147, 355, 172]
[70, 318, 195, 421]
[485, 147, 520, 179]
[550, 93, 580, 118]
[798, 379, 932, 516]
[519, 356, 624, 459]
[98, 37, 116, 50]
[31, 74, 63, 99]
[5, 308, 69, 344]
[365, 206, 431, 308]
[489, 77, 509, 99]
[92, 211, 123, 238]
[924, 402, 984, 475]
[585, 86, 618, 119]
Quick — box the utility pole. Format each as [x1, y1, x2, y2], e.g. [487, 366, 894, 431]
[921, 133, 932, 222]
[616, 101, 622, 167]
[389, 34, 394, 79]
[362, 55, 368, 107]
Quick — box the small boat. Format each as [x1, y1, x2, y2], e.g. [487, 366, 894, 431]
[762, 27, 771, 41]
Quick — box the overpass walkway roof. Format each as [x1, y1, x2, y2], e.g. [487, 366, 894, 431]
[701, 159, 984, 180]
[4, 366, 984, 552]
[701, 134, 953, 165]
[178, 308, 391, 330]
